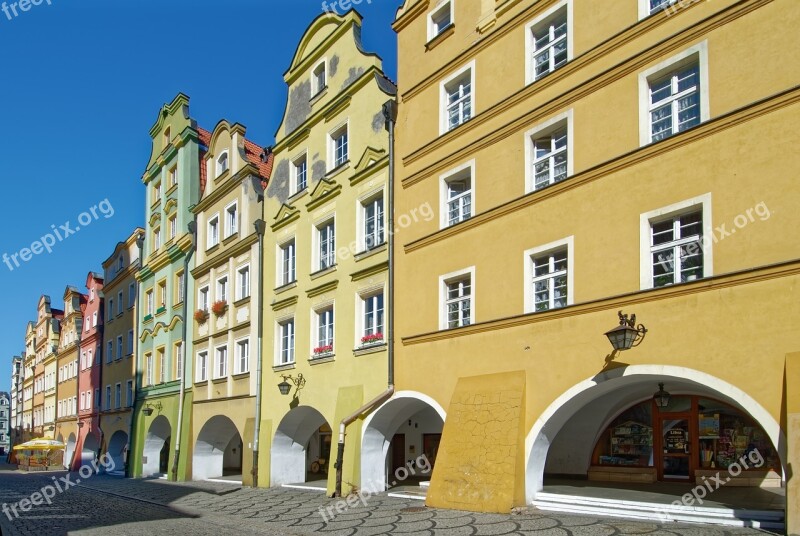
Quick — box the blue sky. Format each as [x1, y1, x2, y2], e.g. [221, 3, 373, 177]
[0, 0, 400, 393]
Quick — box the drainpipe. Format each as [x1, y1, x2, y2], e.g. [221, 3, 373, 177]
[171, 219, 197, 481]
[334, 99, 398, 498]
[252, 173, 267, 488]
[126, 232, 145, 478]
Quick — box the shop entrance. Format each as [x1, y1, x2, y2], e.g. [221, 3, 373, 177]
[659, 415, 691, 480]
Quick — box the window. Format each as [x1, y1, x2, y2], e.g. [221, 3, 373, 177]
[126, 380, 133, 407]
[442, 272, 472, 329]
[158, 280, 167, 309]
[129, 283, 136, 308]
[236, 265, 250, 301]
[525, 111, 572, 193]
[199, 286, 210, 311]
[640, 194, 712, 290]
[440, 161, 473, 228]
[163, 127, 171, 146]
[317, 220, 336, 271]
[216, 151, 229, 177]
[89, 349, 94, 366]
[118, 291, 123, 315]
[215, 345, 228, 379]
[169, 166, 178, 187]
[525, 240, 572, 313]
[196, 351, 208, 382]
[80, 392, 85, 411]
[108, 299, 114, 319]
[441, 63, 474, 133]
[169, 215, 178, 240]
[217, 276, 228, 303]
[316, 307, 334, 350]
[362, 195, 385, 250]
[107, 341, 113, 363]
[153, 227, 161, 250]
[330, 125, 349, 169]
[428, 1, 453, 40]
[641, 0, 678, 17]
[157, 348, 166, 383]
[145, 353, 153, 386]
[105, 386, 111, 410]
[279, 239, 296, 286]
[115, 384, 121, 409]
[362, 292, 384, 337]
[292, 153, 308, 193]
[127, 330, 134, 355]
[526, 2, 570, 84]
[207, 214, 220, 248]
[225, 202, 238, 237]
[236, 339, 249, 374]
[175, 343, 183, 380]
[92, 311, 98, 327]
[117, 336, 123, 360]
[176, 271, 185, 304]
[278, 319, 295, 365]
[639, 43, 708, 146]
[152, 181, 161, 205]
[313, 62, 327, 95]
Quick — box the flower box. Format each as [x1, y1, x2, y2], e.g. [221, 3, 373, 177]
[360, 333, 384, 347]
[194, 309, 209, 324]
[313, 345, 333, 357]
[211, 300, 227, 317]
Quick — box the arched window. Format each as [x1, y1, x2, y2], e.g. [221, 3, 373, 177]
[216, 151, 229, 177]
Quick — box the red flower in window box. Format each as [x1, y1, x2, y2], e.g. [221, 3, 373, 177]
[360, 333, 384, 346]
[211, 300, 227, 317]
[313, 345, 333, 356]
[194, 309, 209, 324]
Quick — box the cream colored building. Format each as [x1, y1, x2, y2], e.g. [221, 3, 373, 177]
[56, 287, 84, 466]
[190, 121, 271, 484]
[257, 11, 396, 496]
[387, 0, 800, 530]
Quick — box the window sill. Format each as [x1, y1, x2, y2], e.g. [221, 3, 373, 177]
[310, 265, 337, 280]
[194, 380, 209, 387]
[215, 169, 230, 182]
[354, 243, 387, 262]
[425, 24, 455, 51]
[274, 281, 297, 295]
[165, 184, 178, 197]
[223, 232, 238, 246]
[353, 343, 387, 357]
[233, 296, 251, 307]
[288, 188, 308, 204]
[150, 199, 162, 211]
[273, 363, 296, 373]
[206, 243, 220, 255]
[211, 377, 227, 384]
[309, 353, 335, 365]
[232, 371, 250, 379]
[310, 86, 328, 104]
[143, 315, 153, 323]
[326, 161, 350, 179]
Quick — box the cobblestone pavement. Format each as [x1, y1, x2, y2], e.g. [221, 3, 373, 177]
[0, 466, 775, 536]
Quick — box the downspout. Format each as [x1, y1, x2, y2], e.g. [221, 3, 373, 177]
[171, 219, 197, 481]
[252, 173, 267, 488]
[126, 233, 145, 477]
[334, 100, 398, 498]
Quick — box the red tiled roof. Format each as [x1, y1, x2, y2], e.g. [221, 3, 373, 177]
[244, 138, 274, 179]
[197, 127, 212, 197]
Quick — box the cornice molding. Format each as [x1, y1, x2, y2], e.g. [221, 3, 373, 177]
[271, 295, 299, 312]
[403, 85, 800, 253]
[191, 234, 257, 277]
[402, 259, 800, 345]
[351, 261, 388, 282]
[307, 280, 339, 298]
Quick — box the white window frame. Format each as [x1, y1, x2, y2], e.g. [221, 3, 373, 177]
[216, 151, 229, 177]
[216, 275, 229, 303]
[315, 218, 336, 272]
[638, 41, 709, 147]
[196, 351, 208, 383]
[427, 0, 453, 41]
[639, 0, 678, 19]
[214, 344, 228, 380]
[524, 0, 572, 85]
[236, 264, 251, 301]
[105, 385, 111, 411]
[439, 61, 475, 135]
[438, 267, 475, 330]
[314, 304, 335, 352]
[291, 152, 308, 194]
[118, 291, 123, 315]
[639, 193, 713, 290]
[175, 342, 183, 380]
[116, 335, 123, 361]
[145, 353, 153, 386]
[523, 236, 575, 314]
[524, 110, 573, 194]
[277, 317, 296, 366]
[126, 380, 133, 407]
[106, 341, 113, 363]
[207, 213, 220, 249]
[169, 214, 178, 240]
[313, 59, 327, 96]
[439, 160, 475, 229]
[115, 383, 121, 409]
[198, 285, 210, 311]
[127, 330, 134, 355]
[329, 122, 349, 170]
[225, 201, 238, 238]
[359, 289, 385, 340]
[359, 190, 385, 252]
[235, 337, 249, 375]
[278, 238, 297, 286]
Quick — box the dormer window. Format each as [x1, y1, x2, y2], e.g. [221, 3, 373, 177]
[216, 151, 229, 177]
[313, 62, 327, 96]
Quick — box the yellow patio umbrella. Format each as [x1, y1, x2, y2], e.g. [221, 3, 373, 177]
[13, 438, 66, 451]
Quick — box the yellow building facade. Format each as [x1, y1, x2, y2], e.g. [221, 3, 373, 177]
[190, 121, 271, 485]
[257, 11, 396, 496]
[389, 0, 800, 527]
[56, 287, 83, 467]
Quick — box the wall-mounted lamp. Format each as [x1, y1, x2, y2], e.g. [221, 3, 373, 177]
[278, 374, 306, 397]
[142, 401, 163, 417]
[605, 311, 648, 351]
[653, 383, 671, 409]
